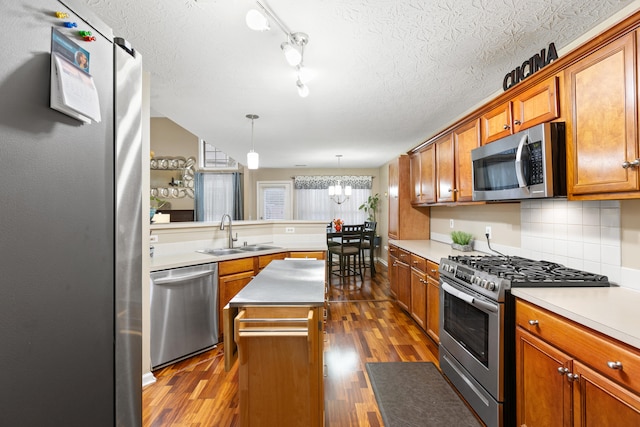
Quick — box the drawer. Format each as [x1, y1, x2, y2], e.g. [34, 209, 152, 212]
[219, 257, 255, 276]
[427, 260, 439, 280]
[395, 248, 411, 264]
[410, 254, 427, 273]
[516, 299, 640, 394]
[258, 252, 287, 269]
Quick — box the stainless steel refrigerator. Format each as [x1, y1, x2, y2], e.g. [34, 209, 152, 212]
[0, 1, 142, 426]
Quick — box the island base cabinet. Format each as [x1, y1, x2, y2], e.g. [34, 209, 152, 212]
[234, 306, 324, 427]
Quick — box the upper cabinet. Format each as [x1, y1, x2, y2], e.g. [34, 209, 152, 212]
[481, 76, 560, 145]
[435, 133, 455, 203]
[565, 32, 640, 198]
[410, 144, 435, 205]
[389, 155, 430, 240]
[452, 119, 481, 203]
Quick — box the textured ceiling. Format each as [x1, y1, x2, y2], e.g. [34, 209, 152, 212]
[78, 0, 638, 168]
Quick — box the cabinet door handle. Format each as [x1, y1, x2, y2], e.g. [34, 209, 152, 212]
[528, 319, 539, 326]
[503, 124, 510, 130]
[514, 119, 521, 125]
[557, 367, 569, 375]
[430, 269, 437, 273]
[567, 373, 579, 381]
[607, 361, 623, 370]
[621, 159, 640, 169]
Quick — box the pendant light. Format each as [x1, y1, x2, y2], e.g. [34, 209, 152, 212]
[246, 114, 259, 170]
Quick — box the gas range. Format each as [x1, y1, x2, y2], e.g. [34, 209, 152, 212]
[439, 255, 610, 302]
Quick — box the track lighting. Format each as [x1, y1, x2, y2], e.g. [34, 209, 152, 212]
[245, 1, 311, 97]
[296, 79, 309, 97]
[281, 42, 302, 66]
[245, 9, 269, 31]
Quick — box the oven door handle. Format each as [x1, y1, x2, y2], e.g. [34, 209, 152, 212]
[442, 282, 498, 313]
[514, 133, 529, 192]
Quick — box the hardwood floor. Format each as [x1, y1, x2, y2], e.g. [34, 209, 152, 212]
[143, 263, 439, 426]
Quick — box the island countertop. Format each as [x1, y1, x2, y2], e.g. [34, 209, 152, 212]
[229, 259, 326, 307]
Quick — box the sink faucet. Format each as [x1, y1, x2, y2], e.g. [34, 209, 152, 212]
[220, 214, 238, 249]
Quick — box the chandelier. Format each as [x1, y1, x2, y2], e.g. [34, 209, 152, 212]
[328, 155, 351, 204]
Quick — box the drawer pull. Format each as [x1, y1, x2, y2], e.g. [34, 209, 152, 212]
[430, 269, 437, 273]
[607, 361, 623, 370]
[528, 320, 539, 326]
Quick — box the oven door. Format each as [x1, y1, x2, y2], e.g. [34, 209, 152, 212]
[439, 279, 503, 401]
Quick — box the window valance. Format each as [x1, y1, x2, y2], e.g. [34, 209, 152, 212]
[294, 175, 372, 190]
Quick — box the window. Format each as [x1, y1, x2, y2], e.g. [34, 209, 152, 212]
[294, 176, 372, 224]
[199, 139, 238, 170]
[194, 173, 243, 221]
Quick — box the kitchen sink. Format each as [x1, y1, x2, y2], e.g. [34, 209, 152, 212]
[238, 244, 279, 252]
[197, 248, 245, 256]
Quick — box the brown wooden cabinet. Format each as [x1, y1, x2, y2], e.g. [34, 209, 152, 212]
[389, 245, 411, 312]
[388, 155, 430, 240]
[409, 254, 427, 329]
[230, 302, 324, 426]
[287, 251, 326, 260]
[218, 258, 256, 336]
[452, 119, 481, 203]
[481, 76, 559, 145]
[565, 32, 640, 198]
[410, 145, 435, 205]
[425, 260, 440, 344]
[515, 298, 640, 426]
[388, 246, 399, 298]
[435, 133, 456, 203]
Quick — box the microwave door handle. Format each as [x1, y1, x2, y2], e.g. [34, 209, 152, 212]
[514, 134, 529, 192]
[442, 282, 498, 313]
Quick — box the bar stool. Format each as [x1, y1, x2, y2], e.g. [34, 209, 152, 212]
[361, 221, 377, 276]
[327, 224, 364, 285]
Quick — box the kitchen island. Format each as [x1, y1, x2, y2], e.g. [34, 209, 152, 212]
[223, 259, 325, 427]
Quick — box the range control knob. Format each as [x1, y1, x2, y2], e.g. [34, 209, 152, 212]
[481, 279, 488, 288]
[487, 281, 496, 291]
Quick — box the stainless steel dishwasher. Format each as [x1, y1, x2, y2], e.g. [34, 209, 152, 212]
[150, 262, 219, 370]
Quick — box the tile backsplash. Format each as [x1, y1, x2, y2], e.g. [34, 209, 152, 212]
[520, 199, 622, 285]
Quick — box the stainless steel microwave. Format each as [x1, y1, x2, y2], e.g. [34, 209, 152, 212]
[471, 122, 566, 201]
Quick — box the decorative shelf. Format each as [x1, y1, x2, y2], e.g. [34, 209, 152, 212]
[150, 156, 196, 199]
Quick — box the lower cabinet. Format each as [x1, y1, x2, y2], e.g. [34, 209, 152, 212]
[515, 298, 640, 426]
[218, 258, 256, 337]
[425, 260, 440, 344]
[394, 248, 411, 312]
[234, 305, 324, 427]
[410, 260, 427, 330]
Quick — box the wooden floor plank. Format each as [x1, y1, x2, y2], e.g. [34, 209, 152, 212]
[143, 263, 439, 426]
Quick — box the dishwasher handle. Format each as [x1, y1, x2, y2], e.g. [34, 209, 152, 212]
[153, 269, 216, 286]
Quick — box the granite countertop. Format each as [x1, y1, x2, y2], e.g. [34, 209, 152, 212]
[511, 287, 640, 350]
[229, 259, 326, 307]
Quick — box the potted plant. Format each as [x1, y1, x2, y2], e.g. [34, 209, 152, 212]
[150, 196, 168, 221]
[451, 230, 474, 252]
[358, 193, 380, 222]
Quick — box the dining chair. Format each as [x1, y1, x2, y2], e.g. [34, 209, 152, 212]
[327, 224, 364, 285]
[361, 221, 377, 276]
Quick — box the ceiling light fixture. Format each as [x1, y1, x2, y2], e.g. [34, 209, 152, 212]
[245, 8, 270, 31]
[245, 1, 311, 97]
[329, 155, 352, 205]
[246, 114, 259, 170]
